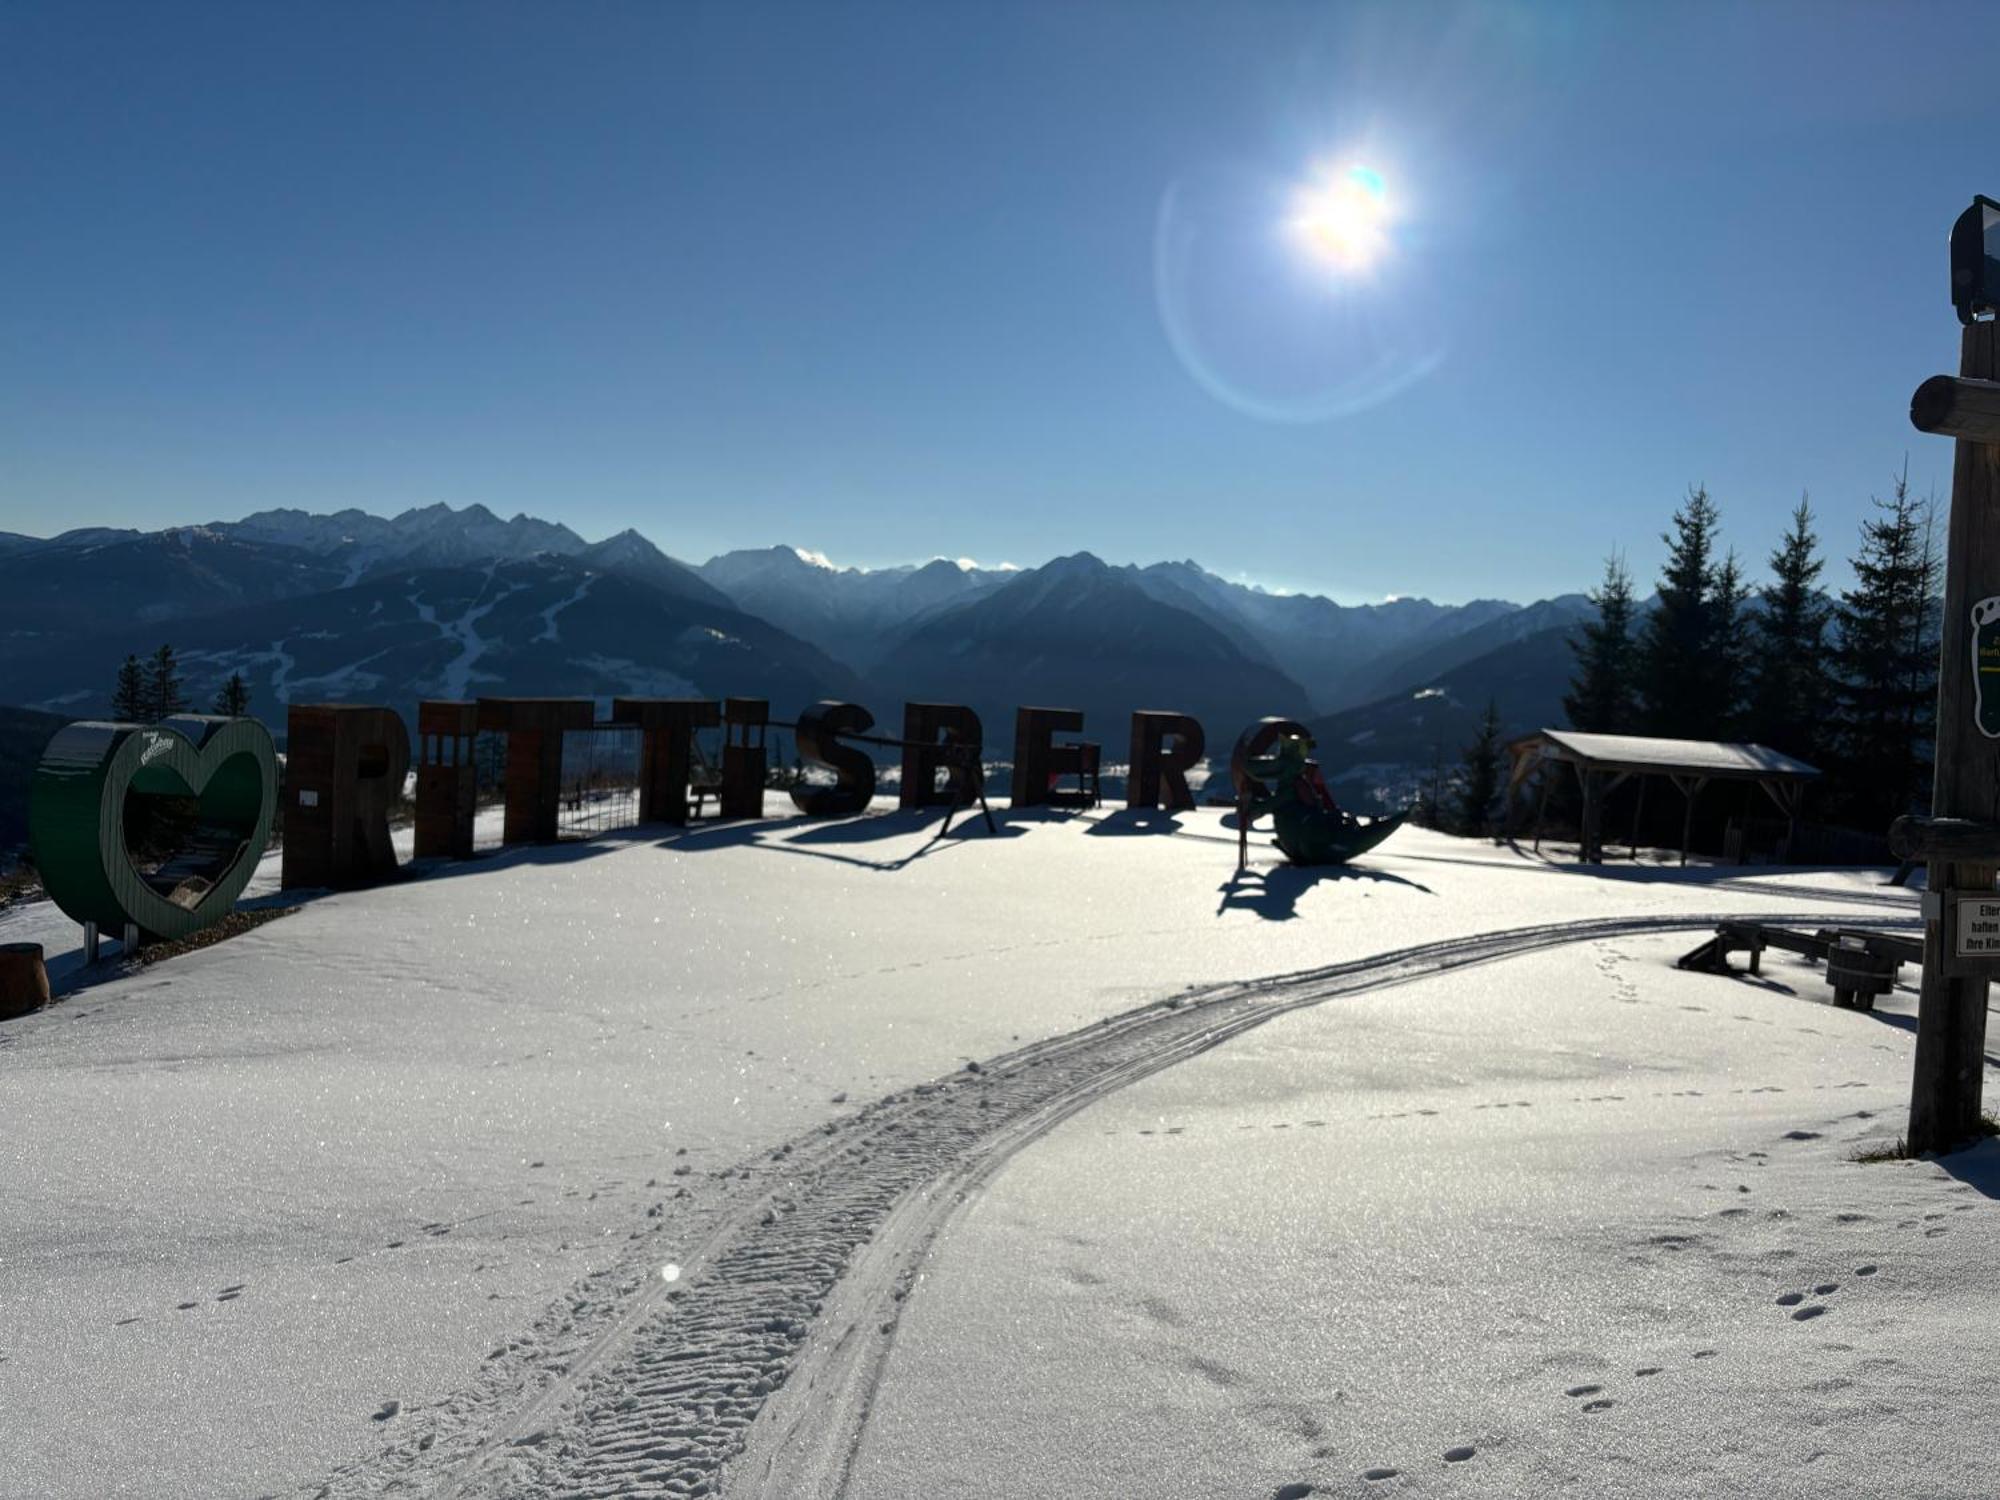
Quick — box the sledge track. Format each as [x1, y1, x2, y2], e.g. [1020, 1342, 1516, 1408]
[328, 909, 1917, 1499]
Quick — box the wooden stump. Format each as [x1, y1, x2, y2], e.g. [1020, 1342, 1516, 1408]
[0, 942, 51, 1019]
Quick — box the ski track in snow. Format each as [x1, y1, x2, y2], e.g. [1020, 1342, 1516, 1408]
[407, 569, 526, 700]
[303, 907, 1917, 1500]
[535, 576, 596, 644]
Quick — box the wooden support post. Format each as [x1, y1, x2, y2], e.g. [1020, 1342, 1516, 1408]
[1629, 776, 1648, 861]
[1579, 767, 1604, 864]
[1756, 777, 1804, 863]
[1531, 769, 1552, 854]
[1909, 319, 2000, 1155]
[1669, 773, 1707, 868]
[1503, 743, 1538, 837]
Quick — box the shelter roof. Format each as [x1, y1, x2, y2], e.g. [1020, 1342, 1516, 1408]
[1512, 729, 1820, 780]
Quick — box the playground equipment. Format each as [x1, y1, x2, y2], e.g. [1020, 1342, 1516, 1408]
[1234, 725, 1404, 869]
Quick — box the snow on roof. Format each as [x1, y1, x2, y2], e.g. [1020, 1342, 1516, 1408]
[1526, 729, 1820, 779]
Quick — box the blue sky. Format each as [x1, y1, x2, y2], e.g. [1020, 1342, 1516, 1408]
[3, 1, 1997, 605]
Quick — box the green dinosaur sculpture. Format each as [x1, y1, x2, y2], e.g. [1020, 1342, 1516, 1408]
[1243, 731, 1405, 867]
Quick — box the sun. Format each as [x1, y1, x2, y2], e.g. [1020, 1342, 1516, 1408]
[1289, 163, 1392, 275]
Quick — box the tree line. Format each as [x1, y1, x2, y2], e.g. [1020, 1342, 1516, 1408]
[111, 645, 252, 722]
[1565, 473, 1940, 835]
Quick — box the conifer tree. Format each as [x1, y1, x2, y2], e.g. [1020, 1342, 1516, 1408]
[1564, 552, 1638, 732]
[111, 654, 149, 721]
[146, 644, 187, 721]
[1831, 470, 1939, 831]
[1708, 549, 1752, 739]
[1454, 699, 1503, 837]
[1412, 744, 1448, 830]
[212, 671, 251, 717]
[1745, 496, 1833, 762]
[1635, 485, 1722, 738]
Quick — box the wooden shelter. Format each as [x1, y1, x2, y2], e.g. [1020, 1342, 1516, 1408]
[1504, 729, 1820, 866]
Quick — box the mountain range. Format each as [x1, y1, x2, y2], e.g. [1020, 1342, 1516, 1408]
[0, 503, 1599, 815]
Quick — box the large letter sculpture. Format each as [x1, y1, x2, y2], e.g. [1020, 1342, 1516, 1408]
[1230, 716, 1309, 803]
[720, 697, 768, 820]
[1127, 711, 1205, 813]
[613, 697, 720, 826]
[29, 715, 278, 942]
[476, 698, 594, 845]
[415, 700, 479, 859]
[900, 702, 983, 810]
[1011, 706, 1097, 809]
[792, 701, 878, 816]
[282, 703, 411, 890]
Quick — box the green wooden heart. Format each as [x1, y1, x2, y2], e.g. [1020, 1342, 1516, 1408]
[29, 715, 278, 942]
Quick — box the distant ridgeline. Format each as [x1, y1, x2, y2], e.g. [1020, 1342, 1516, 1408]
[27, 695, 1314, 945]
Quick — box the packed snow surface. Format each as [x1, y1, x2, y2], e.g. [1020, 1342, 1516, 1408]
[0, 806, 1977, 1500]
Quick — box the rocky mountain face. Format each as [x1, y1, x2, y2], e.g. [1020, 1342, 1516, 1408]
[0, 505, 1594, 798]
[0, 527, 350, 643]
[696, 546, 1013, 670]
[0, 556, 865, 730]
[870, 553, 1315, 747]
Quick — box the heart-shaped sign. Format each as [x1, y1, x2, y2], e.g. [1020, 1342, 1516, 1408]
[30, 714, 278, 943]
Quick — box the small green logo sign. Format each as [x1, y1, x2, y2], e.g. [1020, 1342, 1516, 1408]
[28, 715, 277, 942]
[1976, 597, 2000, 739]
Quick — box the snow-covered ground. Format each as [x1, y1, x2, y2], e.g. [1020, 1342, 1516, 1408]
[836, 936, 1997, 1500]
[0, 804, 1970, 1500]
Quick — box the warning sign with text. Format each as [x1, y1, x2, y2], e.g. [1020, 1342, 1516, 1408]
[1957, 897, 2000, 957]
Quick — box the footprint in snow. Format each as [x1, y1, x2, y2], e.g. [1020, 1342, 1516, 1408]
[1443, 1445, 1477, 1463]
[1361, 1468, 1399, 1482]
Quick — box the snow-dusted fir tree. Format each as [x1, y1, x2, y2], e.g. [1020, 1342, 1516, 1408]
[1707, 549, 1752, 740]
[111, 654, 149, 722]
[1411, 743, 1451, 830]
[1454, 699, 1503, 837]
[1635, 485, 1724, 739]
[146, 644, 187, 721]
[1831, 471, 1938, 831]
[211, 671, 251, 717]
[1745, 496, 1832, 764]
[1564, 552, 1638, 732]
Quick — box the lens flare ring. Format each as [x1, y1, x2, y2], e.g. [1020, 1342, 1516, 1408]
[1151, 160, 1446, 425]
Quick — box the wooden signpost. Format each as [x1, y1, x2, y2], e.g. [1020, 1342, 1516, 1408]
[1903, 247, 2000, 1152]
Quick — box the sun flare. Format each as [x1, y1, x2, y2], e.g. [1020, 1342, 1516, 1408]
[1289, 163, 1392, 275]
